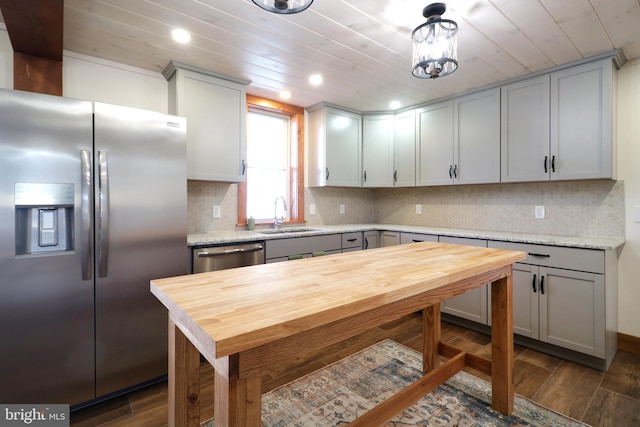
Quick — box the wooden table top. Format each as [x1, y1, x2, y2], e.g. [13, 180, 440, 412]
[150, 242, 525, 360]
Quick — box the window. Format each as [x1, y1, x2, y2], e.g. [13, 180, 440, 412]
[238, 95, 304, 226]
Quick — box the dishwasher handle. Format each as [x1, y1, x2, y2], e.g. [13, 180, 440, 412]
[197, 244, 264, 257]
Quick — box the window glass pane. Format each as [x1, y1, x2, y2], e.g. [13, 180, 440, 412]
[246, 110, 290, 221]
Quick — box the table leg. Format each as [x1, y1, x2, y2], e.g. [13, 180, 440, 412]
[490, 273, 514, 415]
[214, 355, 262, 427]
[422, 304, 441, 373]
[168, 318, 201, 427]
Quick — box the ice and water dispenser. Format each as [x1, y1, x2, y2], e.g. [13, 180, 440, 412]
[14, 183, 75, 256]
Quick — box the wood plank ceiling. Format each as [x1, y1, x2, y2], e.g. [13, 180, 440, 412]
[2, 0, 639, 111]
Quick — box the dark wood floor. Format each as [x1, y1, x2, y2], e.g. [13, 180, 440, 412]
[71, 313, 640, 427]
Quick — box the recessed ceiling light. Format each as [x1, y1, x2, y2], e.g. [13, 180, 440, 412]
[309, 74, 323, 86]
[172, 29, 191, 44]
[389, 100, 401, 110]
[280, 90, 291, 99]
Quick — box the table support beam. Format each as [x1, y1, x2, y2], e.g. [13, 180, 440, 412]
[169, 318, 201, 427]
[214, 355, 262, 427]
[490, 274, 514, 415]
[422, 304, 441, 372]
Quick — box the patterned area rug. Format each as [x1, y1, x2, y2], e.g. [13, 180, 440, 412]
[204, 339, 589, 426]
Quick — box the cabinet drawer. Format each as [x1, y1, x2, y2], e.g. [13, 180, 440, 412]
[342, 232, 363, 249]
[488, 240, 604, 273]
[400, 232, 438, 244]
[265, 234, 342, 260]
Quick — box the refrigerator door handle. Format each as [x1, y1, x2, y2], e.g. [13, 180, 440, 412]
[81, 150, 93, 280]
[97, 151, 110, 278]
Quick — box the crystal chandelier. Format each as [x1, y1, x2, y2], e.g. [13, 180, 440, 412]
[412, 3, 458, 79]
[251, 0, 313, 14]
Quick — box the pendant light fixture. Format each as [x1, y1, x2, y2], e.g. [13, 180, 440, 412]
[251, 0, 313, 14]
[412, 3, 458, 79]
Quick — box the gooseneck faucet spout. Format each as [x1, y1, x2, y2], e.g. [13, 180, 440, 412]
[274, 196, 287, 229]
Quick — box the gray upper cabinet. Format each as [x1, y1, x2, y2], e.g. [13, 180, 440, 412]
[502, 58, 615, 183]
[417, 88, 500, 186]
[362, 114, 394, 187]
[550, 58, 615, 180]
[165, 64, 248, 182]
[308, 106, 362, 187]
[416, 100, 453, 186]
[393, 110, 417, 187]
[501, 75, 551, 182]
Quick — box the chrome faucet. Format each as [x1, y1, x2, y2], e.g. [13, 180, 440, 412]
[273, 196, 287, 229]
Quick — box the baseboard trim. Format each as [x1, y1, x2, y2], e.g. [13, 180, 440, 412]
[618, 332, 640, 357]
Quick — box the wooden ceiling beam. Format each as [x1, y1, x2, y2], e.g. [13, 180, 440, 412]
[0, 0, 64, 95]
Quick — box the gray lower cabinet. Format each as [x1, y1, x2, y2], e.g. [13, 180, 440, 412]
[342, 232, 363, 252]
[265, 234, 342, 263]
[399, 232, 438, 244]
[380, 231, 400, 247]
[439, 236, 490, 325]
[489, 240, 617, 370]
[363, 231, 379, 250]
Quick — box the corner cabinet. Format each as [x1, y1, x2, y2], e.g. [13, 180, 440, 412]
[417, 88, 500, 186]
[362, 114, 394, 187]
[307, 105, 362, 187]
[393, 110, 417, 187]
[501, 58, 616, 182]
[164, 62, 249, 182]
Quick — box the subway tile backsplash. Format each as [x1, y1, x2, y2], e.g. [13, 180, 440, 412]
[189, 180, 624, 239]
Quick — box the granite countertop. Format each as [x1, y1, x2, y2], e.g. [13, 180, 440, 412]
[188, 224, 625, 250]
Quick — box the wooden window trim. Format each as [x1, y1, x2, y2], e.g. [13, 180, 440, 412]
[238, 95, 305, 226]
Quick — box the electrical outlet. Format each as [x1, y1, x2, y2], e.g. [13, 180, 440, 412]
[535, 205, 545, 219]
[309, 204, 316, 215]
[339, 204, 345, 214]
[416, 204, 422, 215]
[212, 205, 221, 218]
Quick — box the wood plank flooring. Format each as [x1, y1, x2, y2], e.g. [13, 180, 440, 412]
[71, 313, 640, 427]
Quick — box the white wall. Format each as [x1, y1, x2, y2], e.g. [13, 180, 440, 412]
[616, 58, 640, 337]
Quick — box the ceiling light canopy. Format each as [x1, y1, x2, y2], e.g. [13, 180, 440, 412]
[412, 3, 458, 79]
[251, 0, 313, 14]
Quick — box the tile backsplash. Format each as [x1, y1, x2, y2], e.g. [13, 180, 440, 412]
[188, 180, 624, 239]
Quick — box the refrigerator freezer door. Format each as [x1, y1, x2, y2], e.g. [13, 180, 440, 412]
[0, 89, 95, 404]
[93, 103, 187, 397]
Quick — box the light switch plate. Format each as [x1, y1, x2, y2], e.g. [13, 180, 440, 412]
[416, 204, 422, 215]
[309, 204, 316, 215]
[634, 206, 640, 223]
[339, 204, 345, 214]
[535, 205, 545, 219]
[212, 205, 221, 218]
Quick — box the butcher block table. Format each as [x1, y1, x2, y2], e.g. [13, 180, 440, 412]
[150, 241, 525, 427]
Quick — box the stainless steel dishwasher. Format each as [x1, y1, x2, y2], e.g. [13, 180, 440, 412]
[192, 242, 265, 273]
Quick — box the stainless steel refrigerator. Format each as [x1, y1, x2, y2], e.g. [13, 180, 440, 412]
[0, 89, 187, 406]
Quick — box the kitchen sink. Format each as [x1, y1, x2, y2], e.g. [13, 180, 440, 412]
[258, 227, 324, 235]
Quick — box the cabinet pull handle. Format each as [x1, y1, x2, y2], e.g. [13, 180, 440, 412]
[364, 170, 367, 182]
[540, 275, 545, 294]
[453, 164, 458, 179]
[347, 238, 357, 242]
[449, 165, 453, 179]
[241, 159, 246, 175]
[364, 237, 369, 249]
[394, 170, 398, 183]
[551, 155, 556, 173]
[544, 156, 548, 173]
[528, 252, 550, 258]
[412, 239, 424, 243]
[326, 167, 329, 180]
[532, 274, 537, 293]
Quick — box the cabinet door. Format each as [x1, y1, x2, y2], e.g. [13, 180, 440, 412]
[439, 236, 489, 325]
[380, 231, 400, 247]
[362, 115, 394, 187]
[511, 263, 540, 339]
[550, 59, 614, 180]
[416, 101, 454, 186]
[394, 110, 416, 187]
[501, 75, 550, 182]
[454, 88, 501, 185]
[326, 108, 362, 187]
[539, 267, 605, 357]
[172, 69, 247, 182]
[363, 231, 379, 250]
